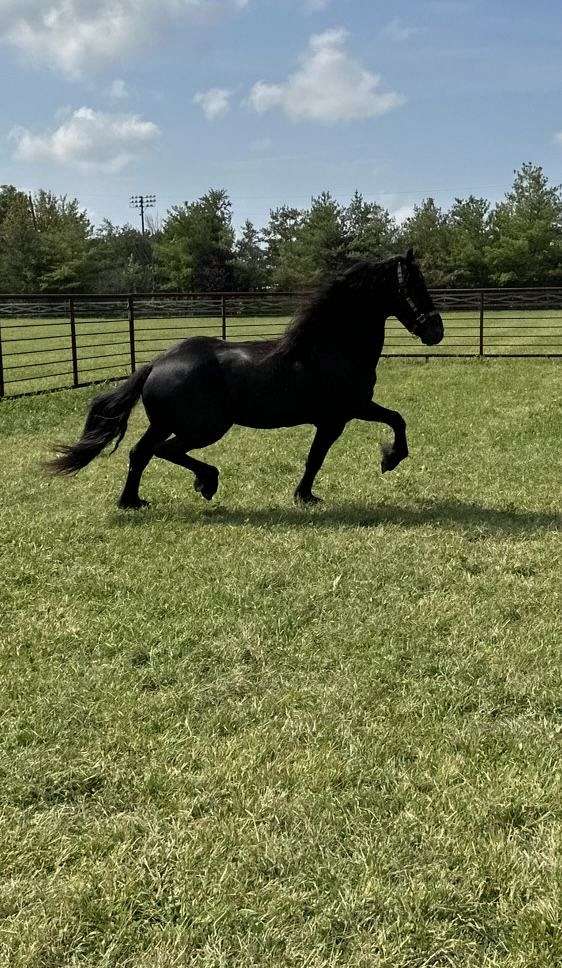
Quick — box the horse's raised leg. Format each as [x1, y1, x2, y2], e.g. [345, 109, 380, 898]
[357, 401, 408, 473]
[294, 422, 346, 505]
[154, 437, 219, 501]
[118, 425, 169, 509]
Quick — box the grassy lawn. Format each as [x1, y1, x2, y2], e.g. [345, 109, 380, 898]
[1, 308, 561, 396]
[0, 359, 560, 967]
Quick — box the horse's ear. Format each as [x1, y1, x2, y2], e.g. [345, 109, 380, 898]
[405, 247, 415, 264]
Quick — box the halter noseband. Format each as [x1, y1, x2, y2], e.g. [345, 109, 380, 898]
[397, 262, 441, 336]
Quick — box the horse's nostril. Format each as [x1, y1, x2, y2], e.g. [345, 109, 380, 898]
[424, 327, 444, 346]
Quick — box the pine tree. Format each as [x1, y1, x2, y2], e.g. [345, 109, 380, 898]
[234, 220, 268, 290]
[262, 206, 304, 289]
[448, 196, 492, 287]
[346, 192, 397, 261]
[293, 192, 350, 285]
[399, 198, 453, 287]
[489, 164, 562, 286]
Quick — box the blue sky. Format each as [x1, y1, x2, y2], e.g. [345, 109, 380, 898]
[1, 0, 561, 231]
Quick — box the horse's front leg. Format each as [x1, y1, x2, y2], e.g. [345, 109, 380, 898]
[357, 401, 408, 473]
[294, 422, 346, 504]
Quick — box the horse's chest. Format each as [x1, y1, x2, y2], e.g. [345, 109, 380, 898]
[315, 358, 376, 404]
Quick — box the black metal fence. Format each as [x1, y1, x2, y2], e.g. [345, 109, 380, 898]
[0, 288, 561, 399]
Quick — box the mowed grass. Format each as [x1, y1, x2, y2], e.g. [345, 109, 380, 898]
[1, 308, 561, 395]
[0, 359, 561, 967]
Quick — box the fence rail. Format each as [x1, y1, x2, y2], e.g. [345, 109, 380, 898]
[0, 288, 561, 399]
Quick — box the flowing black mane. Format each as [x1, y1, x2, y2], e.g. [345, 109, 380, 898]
[276, 256, 399, 357]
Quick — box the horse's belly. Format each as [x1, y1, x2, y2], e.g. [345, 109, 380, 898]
[233, 400, 312, 429]
[227, 366, 313, 428]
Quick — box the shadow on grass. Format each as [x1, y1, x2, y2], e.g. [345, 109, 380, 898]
[112, 498, 560, 536]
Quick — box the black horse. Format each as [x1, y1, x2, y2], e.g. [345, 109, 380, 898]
[48, 249, 444, 508]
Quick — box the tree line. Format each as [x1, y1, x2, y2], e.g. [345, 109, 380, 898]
[1, 163, 560, 294]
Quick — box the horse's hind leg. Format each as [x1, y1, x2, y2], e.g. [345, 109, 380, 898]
[154, 437, 219, 501]
[118, 425, 168, 509]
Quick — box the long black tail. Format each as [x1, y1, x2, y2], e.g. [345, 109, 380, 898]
[46, 364, 153, 476]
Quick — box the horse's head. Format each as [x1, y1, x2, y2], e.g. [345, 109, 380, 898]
[391, 249, 444, 346]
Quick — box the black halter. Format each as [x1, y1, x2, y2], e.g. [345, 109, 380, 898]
[397, 262, 441, 336]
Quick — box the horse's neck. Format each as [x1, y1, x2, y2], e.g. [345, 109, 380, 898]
[283, 283, 389, 360]
[320, 304, 386, 355]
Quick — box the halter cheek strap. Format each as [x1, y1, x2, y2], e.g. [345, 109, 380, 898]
[397, 263, 440, 334]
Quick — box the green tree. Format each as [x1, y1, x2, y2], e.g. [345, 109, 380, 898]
[33, 191, 94, 292]
[346, 192, 397, 260]
[0, 190, 42, 292]
[0, 185, 29, 228]
[264, 194, 350, 289]
[234, 220, 268, 290]
[156, 189, 236, 291]
[448, 195, 492, 287]
[399, 198, 453, 287]
[262, 206, 304, 289]
[488, 163, 562, 286]
[92, 221, 156, 292]
[2, 166, 562, 294]
[294, 192, 350, 285]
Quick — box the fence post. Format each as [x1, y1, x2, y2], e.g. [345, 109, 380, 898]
[0, 319, 4, 398]
[69, 297, 79, 387]
[128, 296, 136, 373]
[221, 295, 227, 340]
[479, 290, 485, 357]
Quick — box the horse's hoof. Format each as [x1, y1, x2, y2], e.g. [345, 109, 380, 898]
[194, 469, 219, 502]
[381, 453, 401, 473]
[118, 497, 150, 510]
[380, 444, 407, 474]
[294, 491, 322, 506]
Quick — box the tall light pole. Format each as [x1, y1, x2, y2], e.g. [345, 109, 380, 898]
[130, 194, 156, 235]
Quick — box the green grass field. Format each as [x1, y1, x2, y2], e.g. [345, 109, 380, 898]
[1, 308, 561, 396]
[0, 359, 560, 967]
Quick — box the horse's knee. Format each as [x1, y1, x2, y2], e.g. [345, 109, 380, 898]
[128, 444, 143, 467]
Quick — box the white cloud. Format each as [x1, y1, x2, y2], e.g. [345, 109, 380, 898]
[382, 18, 422, 42]
[0, 1, 248, 77]
[248, 82, 285, 114]
[10, 107, 160, 173]
[194, 87, 232, 121]
[247, 28, 405, 123]
[555, 132, 562, 145]
[392, 203, 416, 224]
[109, 78, 129, 100]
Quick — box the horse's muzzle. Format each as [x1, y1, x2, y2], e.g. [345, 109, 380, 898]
[421, 314, 444, 346]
